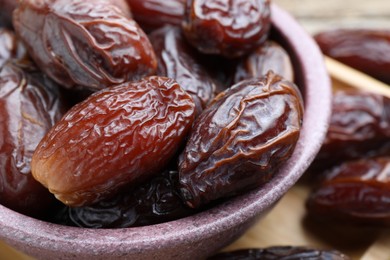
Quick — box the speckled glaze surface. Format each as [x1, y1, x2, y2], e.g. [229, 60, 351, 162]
[0, 4, 332, 260]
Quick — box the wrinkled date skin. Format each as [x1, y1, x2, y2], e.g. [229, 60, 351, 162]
[208, 246, 350, 260]
[0, 0, 18, 27]
[307, 157, 390, 225]
[125, 0, 185, 31]
[315, 29, 390, 84]
[32, 76, 195, 207]
[149, 26, 216, 115]
[0, 62, 65, 218]
[52, 170, 197, 228]
[312, 90, 390, 170]
[182, 0, 271, 58]
[234, 41, 294, 83]
[13, 0, 157, 91]
[0, 28, 27, 69]
[178, 72, 304, 208]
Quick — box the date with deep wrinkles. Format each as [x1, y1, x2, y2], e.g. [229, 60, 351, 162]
[31, 76, 195, 207]
[179, 72, 303, 208]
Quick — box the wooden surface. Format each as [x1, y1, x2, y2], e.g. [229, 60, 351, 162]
[2, 1, 390, 259]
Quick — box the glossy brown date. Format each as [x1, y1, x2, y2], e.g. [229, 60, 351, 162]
[208, 246, 350, 260]
[0, 28, 27, 69]
[149, 26, 216, 115]
[182, 0, 271, 58]
[312, 89, 390, 170]
[307, 156, 390, 225]
[315, 29, 390, 84]
[32, 76, 195, 207]
[125, 0, 185, 31]
[0, 62, 65, 218]
[13, 0, 157, 91]
[178, 72, 303, 208]
[52, 170, 197, 228]
[234, 41, 294, 83]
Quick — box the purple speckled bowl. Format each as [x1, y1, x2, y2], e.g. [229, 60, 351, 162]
[0, 4, 332, 260]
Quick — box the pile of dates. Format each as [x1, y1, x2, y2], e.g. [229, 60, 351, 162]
[0, 0, 304, 229]
[307, 29, 390, 225]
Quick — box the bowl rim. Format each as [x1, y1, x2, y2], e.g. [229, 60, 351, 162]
[0, 3, 332, 257]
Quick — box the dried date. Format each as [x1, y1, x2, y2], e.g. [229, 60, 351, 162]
[125, 0, 185, 31]
[13, 0, 157, 91]
[149, 26, 216, 115]
[312, 89, 390, 170]
[307, 156, 390, 225]
[178, 72, 303, 208]
[208, 246, 350, 260]
[31, 76, 195, 207]
[315, 29, 390, 84]
[234, 41, 294, 83]
[0, 62, 65, 218]
[52, 170, 197, 228]
[0, 28, 27, 69]
[182, 0, 271, 58]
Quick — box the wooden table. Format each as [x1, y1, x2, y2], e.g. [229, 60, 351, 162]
[2, 1, 390, 259]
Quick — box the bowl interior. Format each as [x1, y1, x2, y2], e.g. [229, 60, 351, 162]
[0, 4, 332, 260]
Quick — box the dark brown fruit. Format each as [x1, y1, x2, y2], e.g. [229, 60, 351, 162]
[149, 26, 216, 116]
[182, 0, 271, 58]
[312, 89, 390, 170]
[32, 76, 195, 207]
[315, 29, 390, 84]
[13, 0, 157, 91]
[234, 41, 294, 83]
[307, 156, 390, 225]
[125, 0, 185, 31]
[53, 170, 197, 228]
[0, 28, 27, 69]
[178, 71, 303, 208]
[0, 62, 65, 218]
[208, 246, 350, 260]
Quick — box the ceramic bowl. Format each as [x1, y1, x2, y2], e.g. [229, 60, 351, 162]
[0, 4, 332, 260]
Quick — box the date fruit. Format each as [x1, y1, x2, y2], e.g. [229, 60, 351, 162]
[0, 62, 65, 218]
[234, 41, 294, 83]
[178, 71, 303, 208]
[182, 0, 271, 58]
[208, 246, 350, 260]
[312, 89, 390, 170]
[149, 26, 216, 115]
[13, 0, 157, 91]
[315, 29, 390, 84]
[307, 156, 390, 225]
[53, 170, 197, 228]
[0, 28, 27, 69]
[125, 0, 185, 31]
[31, 76, 195, 207]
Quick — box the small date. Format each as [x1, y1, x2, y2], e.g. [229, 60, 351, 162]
[178, 72, 303, 208]
[0, 62, 65, 218]
[125, 0, 185, 31]
[315, 29, 390, 84]
[234, 41, 294, 83]
[149, 26, 216, 115]
[13, 0, 157, 91]
[52, 170, 197, 228]
[312, 89, 390, 170]
[182, 0, 271, 58]
[208, 246, 350, 260]
[0, 28, 27, 69]
[307, 156, 390, 225]
[32, 76, 195, 207]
